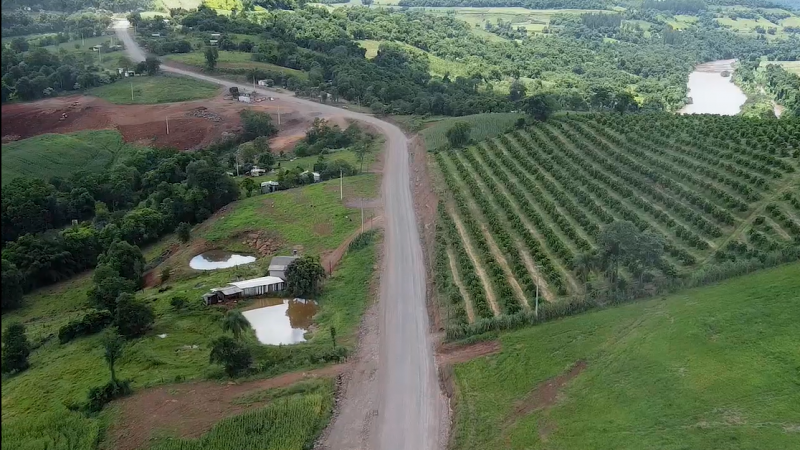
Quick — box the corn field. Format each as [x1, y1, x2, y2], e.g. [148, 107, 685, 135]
[422, 113, 524, 149]
[433, 113, 800, 336]
[148, 390, 332, 450]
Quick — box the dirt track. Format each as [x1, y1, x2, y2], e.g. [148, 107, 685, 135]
[115, 20, 447, 450]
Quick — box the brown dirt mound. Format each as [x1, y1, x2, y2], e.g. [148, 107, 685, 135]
[107, 364, 346, 450]
[437, 341, 501, 365]
[241, 230, 285, 256]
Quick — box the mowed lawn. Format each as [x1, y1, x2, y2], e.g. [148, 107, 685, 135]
[452, 262, 800, 450]
[87, 75, 220, 104]
[1, 130, 139, 185]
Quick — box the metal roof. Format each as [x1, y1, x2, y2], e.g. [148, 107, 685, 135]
[229, 276, 284, 289]
[269, 256, 298, 269]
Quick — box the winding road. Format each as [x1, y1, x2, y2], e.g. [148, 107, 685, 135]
[114, 21, 446, 450]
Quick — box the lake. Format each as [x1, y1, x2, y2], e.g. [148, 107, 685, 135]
[680, 60, 747, 116]
[242, 298, 318, 345]
[189, 250, 256, 270]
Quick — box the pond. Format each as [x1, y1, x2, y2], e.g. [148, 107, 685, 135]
[242, 298, 319, 345]
[680, 60, 747, 116]
[189, 250, 256, 270]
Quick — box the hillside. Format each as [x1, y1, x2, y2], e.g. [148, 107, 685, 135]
[1, 130, 140, 185]
[432, 113, 800, 334]
[451, 261, 800, 449]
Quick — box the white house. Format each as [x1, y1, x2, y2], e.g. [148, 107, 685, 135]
[269, 256, 299, 280]
[230, 276, 286, 296]
[300, 171, 321, 183]
[250, 167, 266, 176]
[261, 180, 279, 193]
[209, 39, 218, 46]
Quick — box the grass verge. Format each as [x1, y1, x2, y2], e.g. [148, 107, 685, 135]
[87, 75, 220, 104]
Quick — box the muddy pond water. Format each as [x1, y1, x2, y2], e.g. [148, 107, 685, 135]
[189, 250, 256, 270]
[680, 59, 747, 116]
[242, 298, 319, 345]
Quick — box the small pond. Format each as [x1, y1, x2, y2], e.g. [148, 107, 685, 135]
[189, 250, 256, 270]
[242, 298, 319, 345]
[680, 59, 747, 116]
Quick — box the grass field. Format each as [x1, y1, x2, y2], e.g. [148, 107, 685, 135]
[87, 75, 220, 104]
[761, 60, 800, 75]
[432, 113, 799, 329]
[1, 130, 140, 185]
[1, 223, 379, 449]
[420, 113, 524, 150]
[202, 173, 378, 255]
[164, 51, 308, 79]
[451, 262, 800, 450]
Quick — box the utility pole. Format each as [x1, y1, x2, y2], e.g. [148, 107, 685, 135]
[339, 169, 343, 200]
[361, 198, 364, 233]
[535, 284, 539, 319]
[165, 116, 169, 135]
[130, 80, 134, 101]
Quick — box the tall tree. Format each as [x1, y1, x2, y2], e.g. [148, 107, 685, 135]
[1, 322, 30, 374]
[1, 259, 24, 311]
[204, 46, 219, 70]
[285, 256, 326, 297]
[114, 293, 155, 339]
[102, 328, 124, 385]
[241, 178, 257, 197]
[445, 121, 471, 148]
[523, 93, 558, 121]
[209, 336, 252, 377]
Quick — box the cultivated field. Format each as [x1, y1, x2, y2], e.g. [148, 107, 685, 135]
[87, 75, 220, 104]
[1, 130, 139, 184]
[451, 262, 800, 449]
[165, 51, 308, 79]
[434, 114, 800, 332]
[421, 112, 524, 149]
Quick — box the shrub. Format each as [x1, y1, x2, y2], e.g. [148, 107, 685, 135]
[85, 380, 132, 413]
[348, 230, 377, 251]
[170, 296, 188, 310]
[210, 336, 252, 377]
[115, 293, 155, 339]
[1, 322, 30, 374]
[58, 309, 113, 344]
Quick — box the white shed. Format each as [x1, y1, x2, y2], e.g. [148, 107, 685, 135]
[229, 276, 286, 296]
[238, 95, 252, 103]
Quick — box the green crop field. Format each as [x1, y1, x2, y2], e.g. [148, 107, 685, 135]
[148, 379, 334, 450]
[1, 221, 380, 449]
[421, 113, 524, 150]
[762, 60, 800, 75]
[87, 75, 220, 104]
[165, 51, 308, 79]
[432, 113, 800, 334]
[451, 262, 800, 450]
[1, 130, 140, 185]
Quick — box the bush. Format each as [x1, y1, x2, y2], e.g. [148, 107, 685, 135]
[209, 336, 252, 377]
[58, 309, 113, 344]
[170, 296, 188, 310]
[445, 121, 471, 148]
[348, 230, 377, 251]
[115, 293, 155, 339]
[85, 380, 132, 413]
[1, 322, 30, 374]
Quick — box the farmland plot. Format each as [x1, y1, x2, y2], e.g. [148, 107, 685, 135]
[433, 114, 800, 335]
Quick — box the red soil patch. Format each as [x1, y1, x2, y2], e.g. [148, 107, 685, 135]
[107, 364, 346, 450]
[437, 340, 501, 365]
[504, 360, 587, 428]
[0, 94, 339, 151]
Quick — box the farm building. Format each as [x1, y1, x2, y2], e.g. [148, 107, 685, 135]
[250, 167, 266, 176]
[238, 94, 252, 103]
[261, 180, 279, 193]
[203, 276, 286, 305]
[300, 171, 321, 183]
[269, 256, 298, 280]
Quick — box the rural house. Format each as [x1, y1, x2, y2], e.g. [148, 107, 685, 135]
[203, 276, 286, 305]
[269, 256, 298, 280]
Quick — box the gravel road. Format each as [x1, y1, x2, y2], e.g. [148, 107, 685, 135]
[114, 21, 446, 450]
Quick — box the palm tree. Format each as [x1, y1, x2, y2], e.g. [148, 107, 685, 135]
[221, 310, 252, 340]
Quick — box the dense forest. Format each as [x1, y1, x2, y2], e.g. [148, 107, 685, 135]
[1, 146, 240, 311]
[1, 0, 152, 13]
[396, 0, 608, 8]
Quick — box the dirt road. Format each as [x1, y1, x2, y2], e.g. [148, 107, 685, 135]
[114, 21, 446, 450]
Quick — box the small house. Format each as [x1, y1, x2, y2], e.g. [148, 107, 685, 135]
[125, 70, 135, 77]
[269, 256, 299, 280]
[204, 286, 243, 305]
[151, 33, 161, 37]
[238, 94, 251, 103]
[210, 33, 221, 38]
[230, 276, 286, 296]
[300, 171, 321, 183]
[258, 79, 269, 86]
[209, 39, 218, 46]
[261, 180, 279, 193]
[250, 167, 266, 176]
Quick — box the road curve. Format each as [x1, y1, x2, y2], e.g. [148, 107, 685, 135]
[114, 22, 445, 450]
